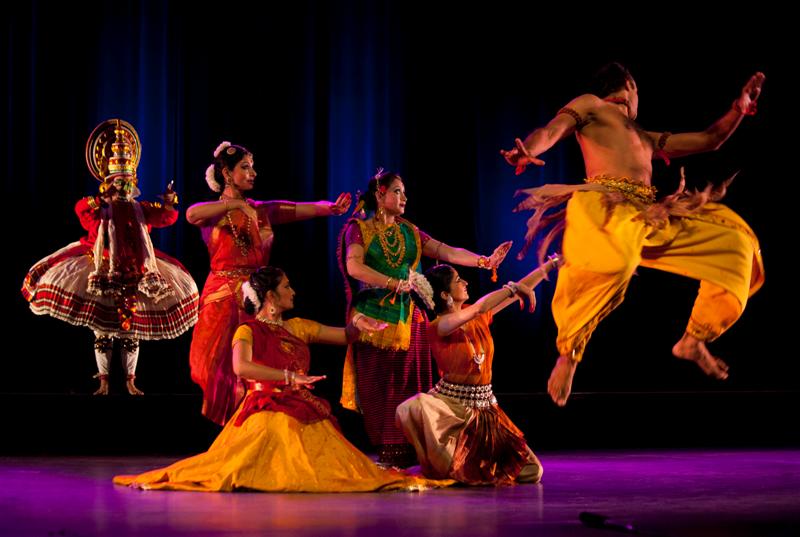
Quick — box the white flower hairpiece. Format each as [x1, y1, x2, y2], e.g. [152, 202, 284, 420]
[205, 164, 221, 192]
[373, 167, 385, 180]
[408, 270, 435, 310]
[213, 141, 232, 158]
[241, 281, 261, 312]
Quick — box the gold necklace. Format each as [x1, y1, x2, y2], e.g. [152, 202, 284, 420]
[256, 315, 283, 327]
[375, 219, 406, 268]
[220, 195, 253, 257]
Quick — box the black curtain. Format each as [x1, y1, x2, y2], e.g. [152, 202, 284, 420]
[2, 2, 793, 397]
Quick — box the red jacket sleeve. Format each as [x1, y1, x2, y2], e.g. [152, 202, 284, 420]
[75, 196, 102, 232]
[140, 201, 179, 228]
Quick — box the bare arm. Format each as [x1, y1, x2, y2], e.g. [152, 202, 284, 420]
[436, 287, 520, 336]
[186, 198, 255, 226]
[314, 316, 389, 345]
[345, 242, 410, 291]
[232, 336, 325, 388]
[490, 254, 561, 315]
[292, 192, 352, 220]
[501, 94, 597, 173]
[422, 239, 482, 267]
[422, 239, 513, 270]
[232, 338, 286, 381]
[436, 255, 562, 335]
[648, 72, 765, 158]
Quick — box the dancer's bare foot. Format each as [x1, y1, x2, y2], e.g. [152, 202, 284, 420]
[672, 333, 729, 380]
[547, 355, 578, 407]
[126, 377, 144, 396]
[93, 377, 109, 396]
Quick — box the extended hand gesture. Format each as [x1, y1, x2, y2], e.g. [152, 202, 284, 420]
[500, 138, 546, 175]
[735, 72, 765, 115]
[488, 240, 513, 269]
[328, 192, 352, 216]
[292, 373, 327, 390]
[504, 282, 536, 313]
[353, 315, 389, 334]
[159, 180, 178, 206]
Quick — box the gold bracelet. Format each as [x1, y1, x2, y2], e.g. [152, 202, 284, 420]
[351, 313, 365, 327]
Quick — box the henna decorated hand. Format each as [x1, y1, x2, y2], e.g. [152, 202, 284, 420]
[328, 192, 352, 216]
[488, 240, 513, 269]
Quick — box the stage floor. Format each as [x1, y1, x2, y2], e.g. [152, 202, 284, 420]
[2, 449, 798, 537]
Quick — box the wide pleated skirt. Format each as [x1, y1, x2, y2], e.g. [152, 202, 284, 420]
[114, 407, 452, 493]
[396, 392, 542, 485]
[23, 242, 198, 339]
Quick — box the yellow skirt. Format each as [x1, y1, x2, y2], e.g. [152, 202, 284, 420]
[114, 408, 451, 492]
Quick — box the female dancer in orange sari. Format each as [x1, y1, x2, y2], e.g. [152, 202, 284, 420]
[396, 256, 560, 485]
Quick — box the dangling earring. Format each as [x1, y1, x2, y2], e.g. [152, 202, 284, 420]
[445, 295, 454, 309]
[269, 305, 276, 315]
[376, 206, 385, 220]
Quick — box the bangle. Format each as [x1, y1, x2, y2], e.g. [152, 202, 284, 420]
[477, 256, 491, 270]
[546, 253, 560, 272]
[351, 313, 365, 327]
[732, 98, 757, 116]
[284, 369, 297, 387]
[503, 281, 519, 298]
[386, 277, 393, 290]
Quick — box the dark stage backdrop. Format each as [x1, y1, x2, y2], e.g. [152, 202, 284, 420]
[2, 2, 794, 405]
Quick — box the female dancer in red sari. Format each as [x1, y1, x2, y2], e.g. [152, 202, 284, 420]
[115, 267, 452, 492]
[187, 142, 351, 424]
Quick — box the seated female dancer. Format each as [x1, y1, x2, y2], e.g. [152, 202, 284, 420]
[115, 266, 451, 492]
[396, 255, 561, 485]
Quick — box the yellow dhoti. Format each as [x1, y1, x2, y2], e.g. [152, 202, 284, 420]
[555, 190, 764, 360]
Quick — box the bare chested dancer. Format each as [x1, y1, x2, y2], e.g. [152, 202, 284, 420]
[501, 63, 765, 406]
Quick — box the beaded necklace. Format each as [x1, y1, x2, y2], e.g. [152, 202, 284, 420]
[220, 195, 253, 257]
[374, 219, 406, 268]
